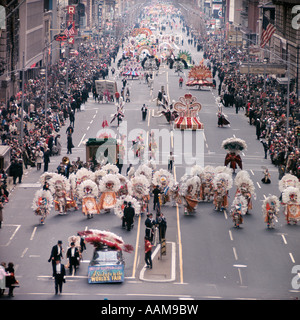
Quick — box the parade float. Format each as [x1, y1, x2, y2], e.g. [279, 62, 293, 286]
[173, 93, 204, 130]
[186, 64, 213, 89]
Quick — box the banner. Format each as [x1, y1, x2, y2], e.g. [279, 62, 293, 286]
[88, 265, 124, 283]
[95, 80, 117, 96]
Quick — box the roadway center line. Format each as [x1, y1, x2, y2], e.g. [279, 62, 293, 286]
[21, 247, 28, 258]
[78, 133, 86, 148]
[131, 214, 141, 279]
[289, 253, 295, 264]
[281, 234, 287, 244]
[233, 247, 238, 260]
[229, 230, 233, 241]
[257, 182, 261, 189]
[30, 227, 37, 241]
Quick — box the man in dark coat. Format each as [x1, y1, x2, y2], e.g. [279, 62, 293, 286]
[48, 135, 54, 156]
[66, 242, 80, 275]
[48, 240, 64, 277]
[152, 185, 161, 211]
[141, 104, 147, 121]
[124, 202, 135, 231]
[16, 159, 23, 183]
[43, 148, 51, 172]
[145, 213, 155, 243]
[67, 134, 74, 154]
[53, 259, 66, 295]
[156, 213, 167, 242]
[10, 159, 18, 185]
[69, 110, 75, 128]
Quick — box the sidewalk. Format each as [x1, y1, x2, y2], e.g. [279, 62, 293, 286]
[139, 241, 176, 282]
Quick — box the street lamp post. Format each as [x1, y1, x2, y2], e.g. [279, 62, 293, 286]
[20, 52, 25, 142]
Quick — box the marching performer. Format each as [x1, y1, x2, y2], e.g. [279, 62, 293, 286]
[32, 189, 53, 224]
[48, 174, 70, 215]
[261, 168, 271, 184]
[200, 166, 215, 202]
[262, 195, 280, 229]
[191, 165, 204, 200]
[149, 131, 158, 160]
[152, 168, 175, 206]
[115, 195, 141, 229]
[77, 179, 99, 219]
[282, 187, 300, 225]
[98, 174, 121, 213]
[179, 175, 201, 215]
[213, 172, 233, 211]
[222, 137, 247, 174]
[278, 173, 300, 202]
[127, 174, 150, 215]
[230, 195, 248, 228]
[234, 170, 256, 214]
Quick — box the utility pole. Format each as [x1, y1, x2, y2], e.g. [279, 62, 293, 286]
[287, 52, 290, 133]
[20, 52, 25, 142]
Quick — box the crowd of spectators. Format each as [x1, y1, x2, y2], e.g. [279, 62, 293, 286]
[191, 32, 300, 179]
[0, 37, 121, 200]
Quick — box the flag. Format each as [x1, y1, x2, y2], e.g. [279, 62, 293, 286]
[64, 22, 75, 38]
[260, 9, 276, 48]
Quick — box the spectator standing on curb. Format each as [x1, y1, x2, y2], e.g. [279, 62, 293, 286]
[144, 237, 153, 269]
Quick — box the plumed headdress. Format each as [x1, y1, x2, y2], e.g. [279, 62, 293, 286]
[75, 168, 95, 185]
[231, 194, 248, 215]
[282, 186, 300, 205]
[191, 165, 204, 179]
[213, 172, 233, 191]
[77, 179, 99, 199]
[102, 163, 119, 175]
[279, 174, 300, 192]
[234, 170, 256, 196]
[49, 175, 70, 193]
[135, 164, 153, 183]
[127, 174, 150, 199]
[262, 194, 280, 217]
[152, 168, 175, 189]
[180, 175, 200, 196]
[215, 165, 233, 176]
[94, 169, 107, 184]
[40, 172, 56, 186]
[32, 189, 53, 211]
[99, 174, 121, 193]
[202, 165, 215, 182]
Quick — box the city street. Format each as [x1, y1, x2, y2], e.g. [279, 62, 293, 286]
[1, 18, 300, 301]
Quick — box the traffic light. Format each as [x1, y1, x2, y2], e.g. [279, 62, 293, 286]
[296, 126, 300, 136]
[77, 3, 85, 17]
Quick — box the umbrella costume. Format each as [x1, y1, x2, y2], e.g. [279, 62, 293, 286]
[222, 137, 247, 173]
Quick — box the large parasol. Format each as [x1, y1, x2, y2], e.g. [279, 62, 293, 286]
[221, 137, 247, 153]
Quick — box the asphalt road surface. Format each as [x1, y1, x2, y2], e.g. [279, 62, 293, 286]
[1, 22, 300, 301]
